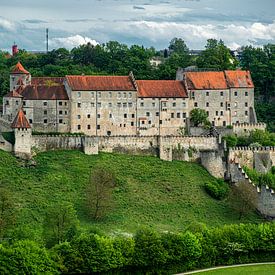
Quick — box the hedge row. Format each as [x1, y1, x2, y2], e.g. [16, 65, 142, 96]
[1, 223, 275, 274]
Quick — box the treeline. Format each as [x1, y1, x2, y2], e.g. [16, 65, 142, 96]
[0, 39, 274, 130]
[1, 223, 275, 274]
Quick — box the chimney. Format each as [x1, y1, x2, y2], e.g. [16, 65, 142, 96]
[12, 43, 18, 56]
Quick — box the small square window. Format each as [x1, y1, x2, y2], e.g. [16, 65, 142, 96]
[128, 102, 133, 108]
[182, 113, 186, 118]
[152, 102, 155, 107]
[173, 102, 176, 107]
[97, 114, 100, 118]
[148, 120, 151, 125]
[216, 111, 219, 116]
[118, 92, 121, 98]
[142, 121, 145, 125]
[160, 120, 162, 124]
[132, 114, 135, 118]
[59, 102, 62, 106]
[109, 103, 112, 107]
[140, 102, 144, 107]
[129, 92, 132, 98]
[23, 101, 26, 106]
[109, 113, 112, 118]
[91, 92, 94, 97]
[245, 92, 248, 96]
[97, 102, 101, 107]
[59, 119, 63, 123]
[123, 103, 127, 108]
[131, 122, 134, 126]
[171, 113, 174, 118]
[91, 102, 95, 107]
[15, 100, 18, 105]
[44, 110, 47, 115]
[194, 102, 198, 107]
[77, 115, 81, 119]
[109, 92, 112, 98]
[220, 111, 223, 116]
[245, 111, 248, 116]
[87, 125, 91, 129]
[98, 92, 101, 98]
[245, 102, 248, 107]
[146, 112, 150, 116]
[124, 113, 127, 118]
[59, 110, 62, 115]
[43, 101, 47, 106]
[220, 92, 224, 96]
[223, 121, 226, 126]
[117, 102, 121, 108]
[44, 119, 48, 124]
[206, 102, 209, 107]
[87, 114, 91, 118]
[220, 102, 223, 107]
[156, 112, 159, 116]
[97, 125, 100, 129]
[77, 102, 81, 108]
[77, 125, 81, 130]
[77, 92, 81, 98]
[123, 92, 127, 98]
[234, 91, 238, 96]
[177, 113, 180, 118]
[206, 91, 209, 96]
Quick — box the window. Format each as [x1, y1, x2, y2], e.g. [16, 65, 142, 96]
[44, 119, 47, 124]
[107, 131, 111, 136]
[234, 111, 237, 116]
[109, 92, 112, 98]
[152, 102, 155, 107]
[182, 102, 186, 107]
[206, 111, 209, 116]
[182, 112, 186, 118]
[91, 92, 94, 97]
[77, 125, 81, 130]
[109, 103, 112, 107]
[44, 110, 47, 115]
[118, 92, 121, 98]
[87, 114, 91, 118]
[146, 112, 150, 116]
[194, 102, 198, 107]
[177, 112, 181, 118]
[140, 102, 144, 107]
[65, 102, 67, 106]
[156, 112, 159, 116]
[124, 124, 126, 127]
[206, 91, 209, 96]
[245, 91, 248, 96]
[43, 101, 47, 106]
[123, 92, 126, 98]
[109, 113, 112, 118]
[59, 119, 63, 123]
[234, 91, 238, 96]
[23, 101, 26, 106]
[162, 102, 167, 107]
[59, 110, 62, 115]
[171, 113, 174, 118]
[98, 92, 101, 98]
[173, 102, 176, 107]
[77, 102, 81, 108]
[220, 91, 224, 96]
[220, 102, 223, 107]
[97, 102, 101, 107]
[216, 111, 219, 116]
[192, 92, 195, 98]
[77, 92, 81, 98]
[16, 100, 18, 105]
[245, 102, 248, 107]
[160, 120, 162, 124]
[97, 114, 100, 118]
[77, 115, 81, 119]
[123, 103, 127, 108]
[131, 122, 134, 126]
[117, 102, 121, 108]
[148, 120, 151, 125]
[152, 97, 155, 101]
[234, 102, 238, 107]
[59, 102, 62, 106]
[129, 92, 132, 98]
[87, 125, 91, 129]
[245, 111, 248, 116]
[97, 125, 100, 129]
[29, 119, 32, 124]
[142, 120, 145, 125]
[206, 102, 209, 107]
[223, 121, 226, 126]
[220, 111, 223, 116]
[91, 102, 95, 107]
[124, 114, 127, 118]
[128, 102, 133, 107]
[65, 111, 68, 115]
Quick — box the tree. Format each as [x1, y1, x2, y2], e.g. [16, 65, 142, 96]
[190, 108, 210, 127]
[86, 165, 116, 220]
[168, 38, 189, 55]
[228, 181, 258, 220]
[44, 202, 79, 247]
[196, 39, 238, 70]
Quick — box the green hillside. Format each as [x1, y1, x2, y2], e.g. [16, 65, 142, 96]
[0, 150, 262, 240]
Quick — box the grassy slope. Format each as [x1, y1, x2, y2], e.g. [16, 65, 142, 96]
[0, 150, 262, 239]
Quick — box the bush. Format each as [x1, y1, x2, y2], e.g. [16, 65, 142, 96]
[204, 179, 229, 200]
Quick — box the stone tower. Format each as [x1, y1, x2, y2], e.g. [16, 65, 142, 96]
[11, 109, 32, 159]
[10, 62, 31, 92]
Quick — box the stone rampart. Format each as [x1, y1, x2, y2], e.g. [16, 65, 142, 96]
[233, 123, 266, 136]
[229, 147, 275, 173]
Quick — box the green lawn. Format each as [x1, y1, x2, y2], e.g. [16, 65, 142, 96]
[0, 150, 263, 240]
[195, 264, 275, 274]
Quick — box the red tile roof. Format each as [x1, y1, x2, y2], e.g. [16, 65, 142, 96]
[11, 62, 30, 74]
[66, 75, 136, 91]
[225, 70, 254, 88]
[11, 109, 31, 129]
[21, 85, 69, 100]
[185, 71, 228, 90]
[31, 77, 65, 86]
[136, 80, 188, 98]
[4, 90, 23, 98]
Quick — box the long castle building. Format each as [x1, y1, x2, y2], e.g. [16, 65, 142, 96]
[2, 62, 257, 136]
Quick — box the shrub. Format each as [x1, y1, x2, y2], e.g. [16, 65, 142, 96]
[204, 179, 229, 200]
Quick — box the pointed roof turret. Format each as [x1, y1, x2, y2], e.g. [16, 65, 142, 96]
[11, 62, 30, 74]
[11, 109, 31, 129]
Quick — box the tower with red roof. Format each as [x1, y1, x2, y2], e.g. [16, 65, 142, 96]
[10, 62, 31, 92]
[11, 109, 32, 158]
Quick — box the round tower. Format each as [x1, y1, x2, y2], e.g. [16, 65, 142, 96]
[10, 62, 31, 92]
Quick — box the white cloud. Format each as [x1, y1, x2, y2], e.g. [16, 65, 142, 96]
[49, 35, 99, 49]
[0, 17, 16, 31]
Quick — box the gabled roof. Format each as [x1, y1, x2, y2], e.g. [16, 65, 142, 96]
[31, 77, 65, 86]
[185, 71, 228, 90]
[136, 80, 188, 98]
[21, 85, 69, 100]
[4, 90, 23, 98]
[66, 75, 136, 91]
[11, 62, 30, 74]
[11, 109, 31, 129]
[225, 70, 254, 88]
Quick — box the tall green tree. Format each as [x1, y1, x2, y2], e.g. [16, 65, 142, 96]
[196, 39, 238, 70]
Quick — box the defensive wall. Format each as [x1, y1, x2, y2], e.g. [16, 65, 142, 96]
[229, 147, 275, 173]
[233, 122, 266, 136]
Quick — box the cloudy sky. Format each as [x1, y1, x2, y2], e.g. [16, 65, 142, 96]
[0, 0, 274, 52]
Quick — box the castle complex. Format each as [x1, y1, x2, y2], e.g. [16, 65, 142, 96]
[2, 62, 257, 135]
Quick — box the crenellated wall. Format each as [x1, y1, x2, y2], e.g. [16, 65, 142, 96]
[233, 122, 266, 136]
[229, 147, 275, 173]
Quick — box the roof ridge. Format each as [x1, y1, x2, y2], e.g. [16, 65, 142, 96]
[11, 109, 31, 129]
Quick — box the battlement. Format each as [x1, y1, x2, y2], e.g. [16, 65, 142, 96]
[230, 146, 275, 152]
[233, 122, 266, 127]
